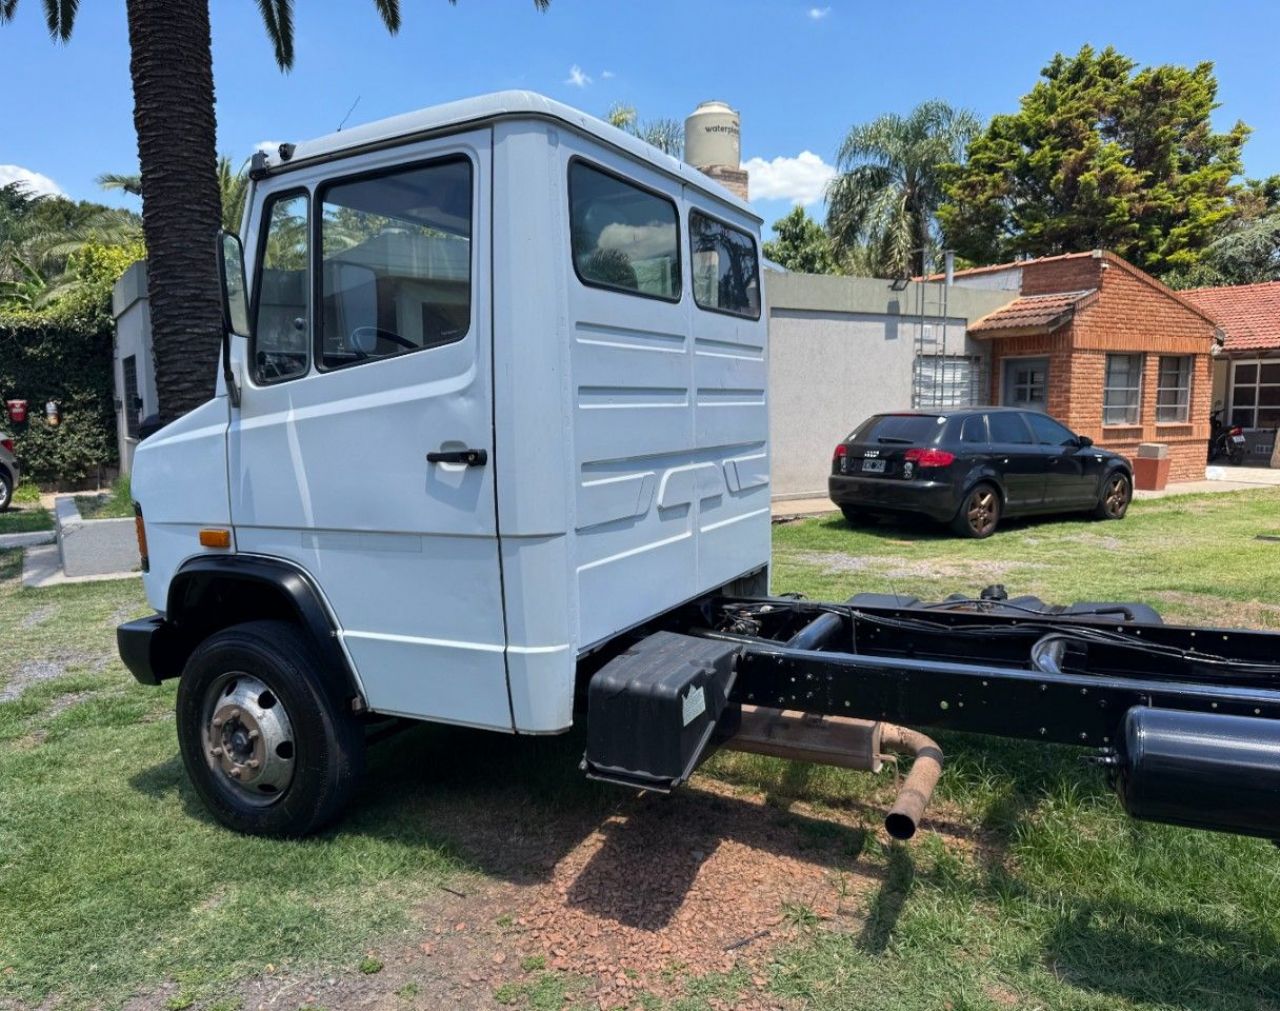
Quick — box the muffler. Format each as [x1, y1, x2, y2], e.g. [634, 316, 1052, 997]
[1116, 707, 1280, 839]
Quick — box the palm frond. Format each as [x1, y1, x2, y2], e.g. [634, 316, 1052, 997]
[97, 172, 143, 196]
[0, 0, 18, 23]
[44, 0, 76, 40]
[254, 0, 294, 70]
[372, 0, 400, 33]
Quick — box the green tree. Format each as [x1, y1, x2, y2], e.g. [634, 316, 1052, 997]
[939, 45, 1248, 275]
[763, 206, 840, 274]
[1164, 213, 1280, 289]
[99, 155, 250, 232]
[826, 100, 979, 279]
[3, 0, 550, 422]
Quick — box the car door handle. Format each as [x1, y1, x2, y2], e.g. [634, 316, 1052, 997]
[426, 448, 488, 466]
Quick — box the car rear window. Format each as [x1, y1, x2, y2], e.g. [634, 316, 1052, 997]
[850, 414, 944, 445]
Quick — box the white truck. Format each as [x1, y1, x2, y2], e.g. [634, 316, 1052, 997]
[118, 92, 1280, 844]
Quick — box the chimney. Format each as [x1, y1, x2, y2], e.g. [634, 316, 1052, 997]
[684, 100, 749, 201]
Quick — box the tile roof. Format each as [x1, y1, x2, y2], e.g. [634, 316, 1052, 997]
[1181, 281, 1280, 352]
[967, 289, 1099, 336]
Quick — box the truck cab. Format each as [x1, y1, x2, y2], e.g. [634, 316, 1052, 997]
[117, 92, 771, 836]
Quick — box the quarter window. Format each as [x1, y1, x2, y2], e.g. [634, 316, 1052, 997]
[1156, 356, 1192, 423]
[318, 157, 472, 370]
[253, 192, 310, 383]
[1103, 353, 1144, 425]
[569, 161, 680, 301]
[690, 210, 760, 318]
[957, 414, 988, 444]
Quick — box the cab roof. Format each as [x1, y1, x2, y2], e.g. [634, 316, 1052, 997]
[254, 90, 760, 224]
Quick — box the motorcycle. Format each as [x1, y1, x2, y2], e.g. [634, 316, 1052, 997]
[1209, 407, 1247, 465]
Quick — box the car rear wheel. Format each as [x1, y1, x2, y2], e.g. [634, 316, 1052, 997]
[1094, 472, 1132, 520]
[175, 619, 365, 837]
[952, 483, 1001, 539]
[0, 470, 11, 512]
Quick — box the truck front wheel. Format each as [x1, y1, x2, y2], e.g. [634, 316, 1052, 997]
[175, 620, 364, 837]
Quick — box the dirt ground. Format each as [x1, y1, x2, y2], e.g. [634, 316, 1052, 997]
[145, 773, 953, 1011]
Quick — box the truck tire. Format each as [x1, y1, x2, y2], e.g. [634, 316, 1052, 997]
[951, 483, 1000, 539]
[175, 619, 364, 837]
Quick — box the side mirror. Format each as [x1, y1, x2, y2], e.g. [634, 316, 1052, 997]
[216, 231, 251, 337]
[1077, 435, 1094, 448]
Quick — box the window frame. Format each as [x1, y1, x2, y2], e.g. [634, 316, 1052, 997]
[312, 153, 476, 375]
[1103, 352, 1145, 426]
[1155, 355, 1193, 424]
[1229, 358, 1280, 429]
[249, 186, 313, 386]
[566, 156, 683, 304]
[687, 207, 762, 321]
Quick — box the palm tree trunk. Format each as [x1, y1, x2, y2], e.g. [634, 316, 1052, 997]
[126, 0, 224, 423]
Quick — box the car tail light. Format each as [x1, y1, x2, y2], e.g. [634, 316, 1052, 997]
[905, 448, 956, 467]
[1230, 426, 1244, 436]
[0, 438, 12, 453]
[833, 443, 848, 462]
[133, 503, 149, 573]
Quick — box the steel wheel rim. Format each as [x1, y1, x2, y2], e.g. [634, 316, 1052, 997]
[200, 671, 296, 806]
[1105, 476, 1129, 516]
[967, 489, 997, 535]
[0, 480, 9, 508]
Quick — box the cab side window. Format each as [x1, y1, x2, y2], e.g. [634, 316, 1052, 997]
[318, 156, 473, 370]
[253, 192, 310, 383]
[690, 211, 760, 318]
[569, 161, 680, 301]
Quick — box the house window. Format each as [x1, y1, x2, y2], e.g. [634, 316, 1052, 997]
[1230, 360, 1280, 429]
[122, 355, 140, 439]
[569, 161, 680, 301]
[1003, 358, 1049, 409]
[1103, 353, 1143, 425]
[1156, 356, 1192, 423]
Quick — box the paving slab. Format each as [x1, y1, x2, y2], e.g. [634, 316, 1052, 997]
[0, 530, 56, 550]
[22, 542, 141, 588]
[55, 495, 141, 577]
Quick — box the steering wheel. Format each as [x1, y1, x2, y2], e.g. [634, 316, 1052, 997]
[351, 326, 418, 352]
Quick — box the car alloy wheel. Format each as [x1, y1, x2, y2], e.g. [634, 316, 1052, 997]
[1102, 474, 1131, 519]
[966, 487, 999, 537]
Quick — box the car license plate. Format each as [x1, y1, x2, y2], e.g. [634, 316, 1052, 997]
[1232, 434, 1247, 445]
[861, 458, 886, 473]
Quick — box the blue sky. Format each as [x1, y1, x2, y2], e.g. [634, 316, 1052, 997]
[2, 0, 1278, 236]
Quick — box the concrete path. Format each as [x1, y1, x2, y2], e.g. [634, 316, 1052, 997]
[1205, 465, 1280, 486]
[21, 542, 141, 588]
[54, 496, 141, 578]
[0, 529, 56, 550]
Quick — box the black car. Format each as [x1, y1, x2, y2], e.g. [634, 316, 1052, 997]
[829, 408, 1133, 538]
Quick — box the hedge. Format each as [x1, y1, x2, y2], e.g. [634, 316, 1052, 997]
[0, 293, 117, 486]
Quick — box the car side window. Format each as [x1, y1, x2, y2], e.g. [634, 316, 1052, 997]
[958, 414, 989, 445]
[253, 191, 310, 384]
[987, 412, 1034, 445]
[1025, 412, 1077, 447]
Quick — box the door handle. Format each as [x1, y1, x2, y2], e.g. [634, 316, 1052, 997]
[426, 448, 488, 466]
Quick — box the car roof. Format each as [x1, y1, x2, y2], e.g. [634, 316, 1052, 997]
[872, 407, 1040, 417]
[253, 90, 760, 223]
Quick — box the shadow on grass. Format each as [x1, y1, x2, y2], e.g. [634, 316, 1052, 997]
[805, 509, 1100, 546]
[129, 721, 873, 931]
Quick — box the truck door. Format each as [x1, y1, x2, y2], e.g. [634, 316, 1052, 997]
[229, 131, 511, 731]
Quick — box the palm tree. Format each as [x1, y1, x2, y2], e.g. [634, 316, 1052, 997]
[100, 156, 250, 232]
[606, 103, 684, 159]
[4, 0, 550, 422]
[826, 100, 979, 279]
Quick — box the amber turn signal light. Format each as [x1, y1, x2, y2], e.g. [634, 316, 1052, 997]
[199, 528, 232, 549]
[133, 504, 149, 572]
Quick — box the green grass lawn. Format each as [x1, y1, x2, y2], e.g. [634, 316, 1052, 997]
[2, 489, 1280, 1010]
[0, 503, 52, 534]
[75, 476, 134, 520]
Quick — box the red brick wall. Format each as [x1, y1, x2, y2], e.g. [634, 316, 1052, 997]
[982, 254, 1217, 483]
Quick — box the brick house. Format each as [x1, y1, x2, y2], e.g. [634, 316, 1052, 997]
[1182, 281, 1280, 464]
[947, 251, 1221, 482]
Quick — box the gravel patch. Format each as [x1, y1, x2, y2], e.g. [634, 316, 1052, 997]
[19, 604, 57, 630]
[787, 550, 1041, 583]
[0, 652, 96, 702]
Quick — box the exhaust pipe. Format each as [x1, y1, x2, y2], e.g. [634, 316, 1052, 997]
[881, 725, 944, 841]
[1117, 707, 1280, 839]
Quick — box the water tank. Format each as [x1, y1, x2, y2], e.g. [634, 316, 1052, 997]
[684, 100, 740, 169]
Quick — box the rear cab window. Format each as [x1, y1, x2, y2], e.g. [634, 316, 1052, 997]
[850, 414, 945, 445]
[690, 210, 760, 318]
[568, 160, 680, 300]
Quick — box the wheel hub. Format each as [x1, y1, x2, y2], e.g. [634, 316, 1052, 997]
[203, 673, 295, 803]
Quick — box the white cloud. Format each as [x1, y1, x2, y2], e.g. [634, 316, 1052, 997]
[601, 69, 615, 79]
[807, 6, 832, 19]
[0, 164, 65, 198]
[565, 64, 592, 88]
[742, 151, 836, 206]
